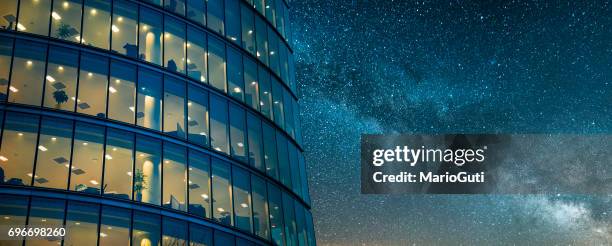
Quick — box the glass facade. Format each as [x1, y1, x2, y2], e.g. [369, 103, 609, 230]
[0, 0, 312, 245]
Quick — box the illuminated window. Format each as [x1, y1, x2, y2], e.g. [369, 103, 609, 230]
[44, 46, 78, 111]
[162, 143, 187, 211]
[262, 122, 278, 179]
[229, 104, 247, 162]
[33, 117, 73, 189]
[258, 67, 273, 120]
[295, 202, 308, 246]
[210, 95, 229, 154]
[82, 0, 111, 49]
[132, 211, 161, 246]
[244, 57, 259, 111]
[208, 37, 227, 92]
[208, 0, 224, 35]
[69, 122, 105, 194]
[77, 53, 109, 117]
[188, 151, 211, 218]
[0, 0, 17, 31]
[251, 175, 269, 239]
[268, 28, 280, 75]
[134, 135, 161, 205]
[162, 217, 187, 246]
[112, 0, 138, 58]
[139, 8, 163, 65]
[284, 90, 295, 137]
[103, 129, 134, 200]
[227, 48, 244, 102]
[163, 76, 187, 138]
[164, 17, 186, 74]
[255, 17, 268, 65]
[271, 78, 285, 128]
[214, 230, 235, 246]
[164, 0, 185, 16]
[137, 69, 163, 131]
[9, 40, 47, 106]
[0, 37, 12, 101]
[212, 159, 232, 226]
[64, 201, 100, 246]
[186, 0, 206, 25]
[289, 143, 302, 197]
[99, 206, 131, 246]
[277, 132, 291, 188]
[233, 167, 252, 232]
[282, 192, 297, 246]
[51, 0, 82, 42]
[241, 5, 256, 56]
[17, 0, 51, 35]
[267, 185, 284, 246]
[265, 0, 276, 27]
[0, 112, 39, 186]
[27, 197, 65, 240]
[187, 27, 207, 83]
[187, 85, 209, 146]
[225, 0, 241, 44]
[247, 113, 264, 171]
[189, 224, 212, 246]
[0, 195, 28, 246]
[108, 61, 136, 124]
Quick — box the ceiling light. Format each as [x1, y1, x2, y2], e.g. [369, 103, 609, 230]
[111, 25, 120, 33]
[201, 194, 209, 199]
[90, 180, 99, 185]
[82, 142, 88, 146]
[108, 86, 117, 93]
[240, 203, 248, 208]
[17, 23, 26, 31]
[129, 106, 135, 112]
[0, 156, 8, 162]
[217, 207, 224, 212]
[117, 17, 123, 22]
[52, 12, 62, 20]
[233, 87, 242, 93]
[18, 133, 23, 136]
[51, 137, 57, 141]
[9, 86, 18, 93]
[90, 9, 97, 15]
[63, 2, 69, 8]
[46, 75, 56, 82]
[26, 60, 32, 66]
[105, 154, 113, 160]
[38, 145, 48, 152]
[58, 66, 64, 71]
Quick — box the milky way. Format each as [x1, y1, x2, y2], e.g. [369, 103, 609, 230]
[289, 0, 612, 245]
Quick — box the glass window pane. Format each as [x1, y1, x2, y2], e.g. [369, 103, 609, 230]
[262, 122, 278, 179]
[70, 122, 105, 194]
[289, 144, 301, 197]
[188, 151, 211, 218]
[135, 135, 161, 205]
[108, 60, 136, 123]
[0, 37, 12, 101]
[207, 0, 224, 35]
[299, 153, 310, 204]
[9, 40, 47, 106]
[225, 0, 240, 44]
[143, 0, 162, 6]
[305, 210, 315, 246]
[132, 211, 161, 246]
[229, 104, 246, 162]
[0, 195, 28, 246]
[164, 76, 187, 138]
[210, 95, 229, 154]
[268, 27, 280, 75]
[236, 238, 254, 246]
[34, 117, 73, 189]
[137, 69, 163, 131]
[187, 27, 207, 83]
[27, 197, 65, 246]
[240, 6, 255, 56]
[112, 0, 138, 58]
[0, 0, 18, 31]
[293, 100, 302, 145]
[163, 217, 187, 246]
[282, 193, 297, 246]
[103, 129, 134, 200]
[271, 78, 284, 128]
[186, 0, 205, 25]
[255, 17, 268, 65]
[64, 201, 100, 246]
[284, 91, 294, 137]
[18, 0, 51, 35]
[164, 0, 185, 16]
[251, 175, 269, 239]
[214, 230, 234, 246]
[247, 113, 263, 171]
[163, 143, 187, 211]
[232, 167, 252, 232]
[254, 0, 264, 15]
[267, 185, 284, 246]
[279, 45, 289, 85]
[77, 53, 109, 117]
[139, 8, 163, 65]
[99, 206, 131, 246]
[187, 85, 209, 146]
[244, 57, 259, 110]
[44, 46, 78, 111]
[265, 0, 276, 27]
[51, 0, 82, 42]
[275, 0, 285, 37]
[211, 159, 232, 226]
[208, 37, 226, 92]
[277, 132, 291, 188]
[164, 17, 186, 73]
[0, 112, 39, 186]
[295, 202, 307, 246]
[258, 67, 273, 120]
[82, 0, 111, 49]
[227, 48, 244, 101]
[188, 223, 212, 246]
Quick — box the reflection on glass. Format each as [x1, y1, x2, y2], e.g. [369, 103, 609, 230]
[227, 48, 244, 102]
[265, 0, 276, 27]
[295, 202, 308, 246]
[0, 37, 12, 101]
[0, 195, 28, 246]
[9, 40, 47, 106]
[255, 17, 268, 65]
[282, 192, 297, 246]
[164, 17, 186, 73]
[258, 67, 273, 120]
[214, 230, 235, 246]
[271, 78, 285, 129]
[225, 0, 240, 44]
[187, 85, 209, 146]
[289, 142, 301, 196]
[284, 90, 295, 137]
[77, 53, 108, 117]
[233, 167, 252, 232]
[0, 0, 17, 31]
[103, 129, 134, 200]
[208, 37, 227, 92]
[108, 61, 136, 123]
[27, 197, 65, 246]
[210, 95, 229, 154]
[100, 206, 131, 246]
[34, 117, 73, 189]
[247, 113, 264, 171]
[44, 46, 78, 111]
[135, 135, 161, 205]
[82, 0, 111, 49]
[275, 0, 285, 37]
[267, 185, 284, 246]
[139, 8, 163, 65]
[262, 122, 278, 179]
[212, 159, 232, 226]
[164, 0, 185, 15]
[268, 27, 280, 75]
[51, 0, 82, 42]
[187, 27, 207, 83]
[112, 0, 138, 57]
[162, 217, 187, 246]
[306, 210, 316, 246]
[244, 58, 259, 110]
[251, 175, 269, 239]
[70, 122, 105, 194]
[137, 69, 163, 131]
[188, 151, 210, 218]
[0, 112, 39, 186]
[240, 5, 256, 55]
[279, 45, 290, 84]
[18, 0, 51, 35]
[186, 0, 206, 25]
[164, 76, 187, 138]
[132, 211, 161, 246]
[299, 153, 310, 204]
[277, 132, 291, 188]
[229, 104, 247, 162]
[207, 0, 224, 35]
[64, 201, 100, 246]
[189, 223, 212, 246]
[163, 143, 187, 211]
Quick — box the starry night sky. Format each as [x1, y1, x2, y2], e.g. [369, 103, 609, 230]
[289, 1, 612, 245]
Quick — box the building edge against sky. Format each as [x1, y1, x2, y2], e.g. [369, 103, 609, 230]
[0, 0, 315, 245]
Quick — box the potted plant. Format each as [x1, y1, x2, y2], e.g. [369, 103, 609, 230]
[133, 169, 148, 201]
[56, 23, 73, 39]
[53, 90, 69, 109]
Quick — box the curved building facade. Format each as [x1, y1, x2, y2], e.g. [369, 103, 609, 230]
[0, 0, 315, 245]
